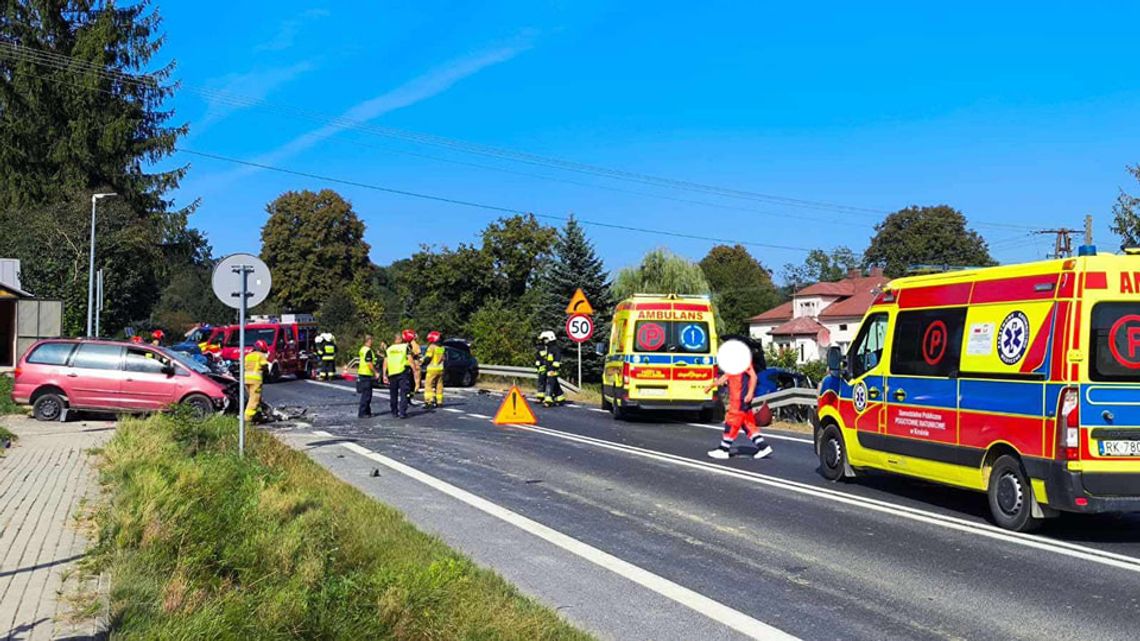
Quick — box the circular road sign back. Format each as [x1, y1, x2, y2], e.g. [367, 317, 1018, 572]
[566, 314, 595, 343]
[212, 253, 272, 310]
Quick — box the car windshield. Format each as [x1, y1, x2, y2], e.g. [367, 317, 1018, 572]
[225, 328, 277, 347]
[161, 347, 212, 375]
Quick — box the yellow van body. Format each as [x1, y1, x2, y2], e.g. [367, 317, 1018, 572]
[814, 251, 1140, 529]
[602, 294, 720, 419]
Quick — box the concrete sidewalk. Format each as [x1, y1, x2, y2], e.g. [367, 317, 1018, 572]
[0, 416, 113, 641]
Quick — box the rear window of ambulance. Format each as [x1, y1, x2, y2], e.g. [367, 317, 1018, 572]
[1090, 303, 1140, 381]
[633, 321, 711, 353]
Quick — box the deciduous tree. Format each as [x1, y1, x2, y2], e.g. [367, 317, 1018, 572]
[700, 245, 781, 334]
[1110, 165, 1140, 248]
[260, 189, 372, 313]
[781, 247, 860, 291]
[863, 205, 994, 277]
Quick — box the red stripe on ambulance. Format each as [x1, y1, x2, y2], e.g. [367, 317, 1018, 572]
[970, 274, 1060, 304]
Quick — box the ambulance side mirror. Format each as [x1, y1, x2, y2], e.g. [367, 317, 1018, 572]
[826, 346, 847, 378]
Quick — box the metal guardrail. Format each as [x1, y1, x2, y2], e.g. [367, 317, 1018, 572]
[478, 364, 581, 394]
[749, 387, 818, 410]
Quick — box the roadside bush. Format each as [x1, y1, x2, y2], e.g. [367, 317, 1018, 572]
[92, 415, 592, 640]
[799, 360, 828, 386]
[0, 375, 20, 415]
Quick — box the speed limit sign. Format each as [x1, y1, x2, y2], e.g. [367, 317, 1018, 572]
[566, 314, 595, 343]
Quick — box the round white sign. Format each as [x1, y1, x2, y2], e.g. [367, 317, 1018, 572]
[566, 314, 595, 343]
[212, 253, 272, 310]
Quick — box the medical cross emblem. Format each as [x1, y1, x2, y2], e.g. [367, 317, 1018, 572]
[998, 311, 1029, 365]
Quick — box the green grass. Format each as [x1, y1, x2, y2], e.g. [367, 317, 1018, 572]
[0, 375, 22, 415]
[91, 412, 595, 641]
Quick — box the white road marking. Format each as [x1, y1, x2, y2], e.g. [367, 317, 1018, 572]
[303, 381, 1140, 573]
[467, 413, 491, 419]
[305, 379, 355, 392]
[328, 439, 799, 641]
[443, 408, 464, 414]
[587, 408, 609, 413]
[506, 423, 1140, 575]
[312, 430, 332, 437]
[687, 423, 814, 445]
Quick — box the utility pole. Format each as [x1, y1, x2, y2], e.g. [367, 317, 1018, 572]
[1084, 214, 1094, 246]
[1034, 228, 1076, 259]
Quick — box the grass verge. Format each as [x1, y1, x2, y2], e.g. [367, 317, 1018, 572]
[0, 375, 23, 415]
[92, 413, 594, 640]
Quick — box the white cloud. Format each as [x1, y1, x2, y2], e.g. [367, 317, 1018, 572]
[256, 8, 331, 52]
[254, 41, 532, 167]
[194, 60, 317, 135]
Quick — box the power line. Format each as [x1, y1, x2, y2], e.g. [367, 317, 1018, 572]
[177, 148, 823, 254]
[0, 40, 1037, 233]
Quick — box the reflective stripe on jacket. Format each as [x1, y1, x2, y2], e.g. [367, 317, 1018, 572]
[321, 343, 336, 361]
[425, 344, 446, 371]
[244, 351, 269, 383]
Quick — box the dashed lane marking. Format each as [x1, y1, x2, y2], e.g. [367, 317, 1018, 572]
[325, 437, 801, 641]
[467, 413, 491, 419]
[443, 408, 464, 414]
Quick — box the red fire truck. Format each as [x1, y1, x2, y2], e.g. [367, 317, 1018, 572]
[219, 314, 319, 382]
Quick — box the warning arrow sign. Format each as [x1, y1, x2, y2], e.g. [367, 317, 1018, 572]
[493, 386, 538, 425]
[565, 288, 594, 315]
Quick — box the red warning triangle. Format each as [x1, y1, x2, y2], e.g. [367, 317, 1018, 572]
[493, 386, 538, 425]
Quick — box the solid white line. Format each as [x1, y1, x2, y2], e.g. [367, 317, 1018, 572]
[686, 423, 814, 445]
[507, 423, 1140, 574]
[467, 413, 491, 420]
[443, 408, 464, 414]
[302, 380, 1140, 572]
[305, 379, 355, 392]
[332, 439, 800, 641]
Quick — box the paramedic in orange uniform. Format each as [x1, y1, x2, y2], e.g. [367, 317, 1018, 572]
[704, 363, 773, 460]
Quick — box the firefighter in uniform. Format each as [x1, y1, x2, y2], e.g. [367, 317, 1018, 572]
[538, 331, 566, 406]
[404, 329, 422, 402]
[357, 335, 376, 418]
[423, 331, 446, 409]
[534, 333, 550, 403]
[244, 340, 270, 422]
[318, 333, 337, 380]
[383, 331, 413, 419]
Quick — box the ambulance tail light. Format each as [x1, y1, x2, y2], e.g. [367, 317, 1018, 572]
[622, 362, 631, 386]
[1057, 387, 1080, 460]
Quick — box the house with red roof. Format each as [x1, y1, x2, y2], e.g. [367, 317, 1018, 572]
[747, 267, 888, 364]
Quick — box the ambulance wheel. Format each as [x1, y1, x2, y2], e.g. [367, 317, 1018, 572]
[987, 455, 1042, 532]
[818, 424, 848, 482]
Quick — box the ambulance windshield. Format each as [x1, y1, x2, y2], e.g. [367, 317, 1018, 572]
[633, 321, 711, 354]
[1090, 303, 1140, 381]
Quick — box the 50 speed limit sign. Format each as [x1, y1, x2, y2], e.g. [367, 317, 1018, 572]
[566, 314, 595, 343]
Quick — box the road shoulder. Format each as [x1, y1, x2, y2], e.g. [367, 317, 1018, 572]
[276, 428, 772, 641]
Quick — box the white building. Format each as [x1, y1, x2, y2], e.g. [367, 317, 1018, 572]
[0, 259, 63, 370]
[748, 268, 888, 364]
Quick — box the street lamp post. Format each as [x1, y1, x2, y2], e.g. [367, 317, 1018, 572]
[86, 192, 116, 337]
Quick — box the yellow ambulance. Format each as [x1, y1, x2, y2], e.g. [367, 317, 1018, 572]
[815, 248, 1140, 530]
[602, 294, 720, 420]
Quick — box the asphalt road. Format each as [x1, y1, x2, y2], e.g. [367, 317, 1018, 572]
[265, 378, 1140, 641]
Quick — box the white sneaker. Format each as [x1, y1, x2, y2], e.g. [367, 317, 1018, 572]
[753, 446, 773, 459]
[707, 449, 730, 459]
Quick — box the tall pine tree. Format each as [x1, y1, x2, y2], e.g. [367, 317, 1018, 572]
[535, 216, 613, 383]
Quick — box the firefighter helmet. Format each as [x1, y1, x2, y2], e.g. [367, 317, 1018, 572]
[426, 331, 441, 343]
[402, 329, 417, 342]
[538, 330, 556, 343]
[151, 329, 165, 341]
[255, 339, 269, 352]
[315, 334, 325, 344]
[130, 335, 143, 344]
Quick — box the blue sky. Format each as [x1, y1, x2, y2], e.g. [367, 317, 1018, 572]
[155, 1, 1140, 281]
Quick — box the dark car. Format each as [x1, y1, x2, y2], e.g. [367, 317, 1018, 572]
[421, 339, 480, 387]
